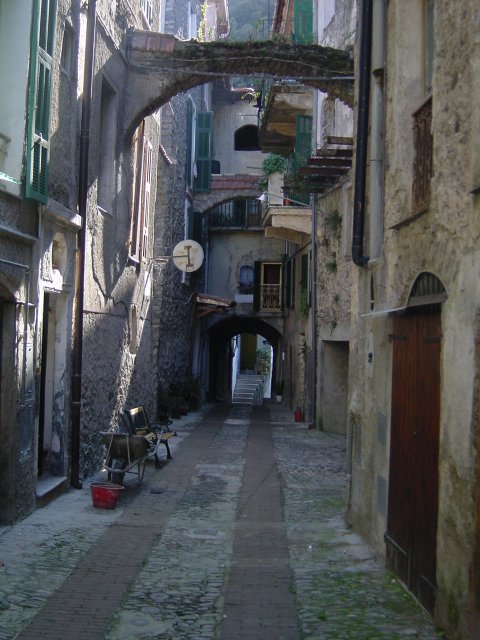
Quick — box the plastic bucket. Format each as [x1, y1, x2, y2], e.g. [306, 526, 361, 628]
[90, 482, 124, 509]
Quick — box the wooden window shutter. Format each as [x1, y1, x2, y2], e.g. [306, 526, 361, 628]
[295, 115, 313, 167]
[253, 261, 261, 312]
[293, 0, 313, 44]
[186, 101, 194, 186]
[130, 121, 145, 260]
[194, 112, 212, 193]
[193, 211, 203, 244]
[286, 259, 296, 309]
[140, 139, 153, 261]
[300, 252, 312, 307]
[26, 0, 57, 203]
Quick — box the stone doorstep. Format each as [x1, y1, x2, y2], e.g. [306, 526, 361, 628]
[36, 475, 69, 508]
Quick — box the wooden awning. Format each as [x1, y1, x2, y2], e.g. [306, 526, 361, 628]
[195, 293, 236, 319]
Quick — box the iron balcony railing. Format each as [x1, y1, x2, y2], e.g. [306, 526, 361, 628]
[210, 199, 262, 228]
[260, 284, 281, 311]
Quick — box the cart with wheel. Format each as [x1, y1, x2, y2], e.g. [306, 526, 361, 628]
[100, 432, 150, 486]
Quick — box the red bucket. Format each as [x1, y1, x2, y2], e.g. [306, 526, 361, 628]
[90, 482, 124, 509]
[294, 409, 303, 422]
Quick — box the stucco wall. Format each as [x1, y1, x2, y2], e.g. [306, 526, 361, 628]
[213, 94, 264, 176]
[208, 229, 284, 301]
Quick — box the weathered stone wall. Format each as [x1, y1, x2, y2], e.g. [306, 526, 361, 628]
[348, 1, 480, 635]
[80, 0, 162, 476]
[150, 0, 205, 402]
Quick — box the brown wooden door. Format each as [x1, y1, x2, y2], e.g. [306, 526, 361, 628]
[386, 308, 441, 612]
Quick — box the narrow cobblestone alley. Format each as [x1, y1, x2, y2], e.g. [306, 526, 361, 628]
[0, 405, 444, 639]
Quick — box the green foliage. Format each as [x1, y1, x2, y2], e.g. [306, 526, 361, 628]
[197, 1, 214, 41]
[262, 154, 287, 176]
[226, 0, 273, 41]
[256, 348, 271, 375]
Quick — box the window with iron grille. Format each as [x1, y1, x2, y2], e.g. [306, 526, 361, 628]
[412, 98, 432, 214]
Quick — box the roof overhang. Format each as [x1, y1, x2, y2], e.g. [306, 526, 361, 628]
[260, 84, 313, 154]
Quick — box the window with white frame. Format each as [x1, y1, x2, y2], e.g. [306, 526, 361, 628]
[97, 78, 117, 213]
[60, 23, 74, 77]
[141, 0, 154, 29]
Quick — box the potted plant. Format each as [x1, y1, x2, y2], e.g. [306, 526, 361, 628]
[275, 380, 283, 403]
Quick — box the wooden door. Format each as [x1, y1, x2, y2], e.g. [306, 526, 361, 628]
[386, 308, 441, 612]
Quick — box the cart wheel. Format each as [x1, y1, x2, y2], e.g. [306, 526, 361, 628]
[111, 458, 126, 485]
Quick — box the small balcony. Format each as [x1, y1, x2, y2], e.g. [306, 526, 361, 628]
[209, 198, 262, 229]
[260, 283, 281, 312]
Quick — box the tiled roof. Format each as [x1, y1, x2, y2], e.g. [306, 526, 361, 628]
[211, 175, 262, 191]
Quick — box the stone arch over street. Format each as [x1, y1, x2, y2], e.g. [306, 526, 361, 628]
[124, 33, 354, 137]
[206, 315, 282, 403]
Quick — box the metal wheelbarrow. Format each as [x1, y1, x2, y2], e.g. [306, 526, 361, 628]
[100, 432, 150, 486]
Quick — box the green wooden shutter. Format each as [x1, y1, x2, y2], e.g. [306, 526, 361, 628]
[253, 261, 261, 312]
[193, 211, 203, 244]
[293, 0, 313, 44]
[286, 259, 296, 309]
[301, 252, 312, 307]
[295, 115, 312, 167]
[186, 101, 194, 186]
[26, 0, 57, 203]
[194, 111, 212, 192]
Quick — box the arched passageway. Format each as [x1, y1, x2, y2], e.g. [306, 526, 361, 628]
[124, 34, 354, 136]
[207, 316, 282, 403]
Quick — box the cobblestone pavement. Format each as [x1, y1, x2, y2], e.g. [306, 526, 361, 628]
[0, 404, 445, 639]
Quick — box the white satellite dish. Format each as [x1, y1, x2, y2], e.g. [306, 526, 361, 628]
[172, 239, 204, 273]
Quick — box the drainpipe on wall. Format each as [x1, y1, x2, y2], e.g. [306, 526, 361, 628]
[71, 0, 96, 490]
[352, 0, 373, 266]
[310, 199, 317, 429]
[369, 0, 386, 260]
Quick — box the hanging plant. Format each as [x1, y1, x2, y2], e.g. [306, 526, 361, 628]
[262, 154, 287, 176]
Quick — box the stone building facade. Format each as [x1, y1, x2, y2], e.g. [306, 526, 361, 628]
[0, 0, 83, 522]
[0, 0, 229, 523]
[347, 1, 480, 636]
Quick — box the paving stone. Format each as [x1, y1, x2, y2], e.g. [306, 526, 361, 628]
[0, 403, 444, 640]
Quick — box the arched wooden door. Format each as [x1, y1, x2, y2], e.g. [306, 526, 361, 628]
[386, 306, 441, 613]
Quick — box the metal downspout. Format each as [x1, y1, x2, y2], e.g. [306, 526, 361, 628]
[311, 198, 317, 429]
[369, 0, 386, 260]
[352, 0, 373, 266]
[71, 0, 96, 489]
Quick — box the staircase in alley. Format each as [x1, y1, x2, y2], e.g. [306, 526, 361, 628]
[232, 374, 265, 406]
